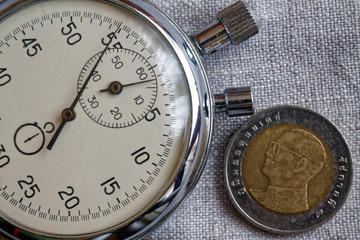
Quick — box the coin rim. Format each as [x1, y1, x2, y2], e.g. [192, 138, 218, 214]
[224, 105, 353, 234]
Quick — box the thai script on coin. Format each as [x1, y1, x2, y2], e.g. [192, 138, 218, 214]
[224, 106, 352, 233]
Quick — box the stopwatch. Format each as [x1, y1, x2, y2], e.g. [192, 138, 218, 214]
[0, 0, 257, 239]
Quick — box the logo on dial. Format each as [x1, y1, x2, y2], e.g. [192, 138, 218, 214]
[78, 48, 158, 128]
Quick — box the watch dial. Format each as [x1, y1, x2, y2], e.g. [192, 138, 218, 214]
[0, 0, 191, 237]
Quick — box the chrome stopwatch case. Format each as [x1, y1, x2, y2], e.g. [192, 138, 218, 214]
[0, 0, 257, 239]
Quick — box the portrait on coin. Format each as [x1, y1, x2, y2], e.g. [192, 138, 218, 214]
[249, 128, 328, 214]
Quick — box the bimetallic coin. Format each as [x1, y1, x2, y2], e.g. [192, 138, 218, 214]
[224, 106, 352, 233]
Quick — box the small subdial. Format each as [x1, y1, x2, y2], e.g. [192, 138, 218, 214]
[78, 48, 158, 128]
[14, 122, 45, 155]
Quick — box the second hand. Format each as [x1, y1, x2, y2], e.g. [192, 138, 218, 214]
[47, 30, 119, 150]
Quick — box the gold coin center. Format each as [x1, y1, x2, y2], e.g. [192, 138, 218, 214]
[242, 124, 334, 215]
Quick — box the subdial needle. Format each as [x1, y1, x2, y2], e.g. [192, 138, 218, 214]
[24, 133, 40, 143]
[100, 79, 156, 95]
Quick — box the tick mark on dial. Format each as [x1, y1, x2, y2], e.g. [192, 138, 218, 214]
[116, 24, 122, 32]
[148, 64, 157, 71]
[97, 113, 103, 122]
[132, 54, 137, 62]
[131, 113, 137, 122]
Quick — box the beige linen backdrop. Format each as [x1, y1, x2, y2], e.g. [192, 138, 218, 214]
[0, 0, 358, 239]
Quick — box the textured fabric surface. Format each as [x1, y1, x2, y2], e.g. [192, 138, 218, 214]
[147, 0, 360, 239]
[0, 1, 357, 240]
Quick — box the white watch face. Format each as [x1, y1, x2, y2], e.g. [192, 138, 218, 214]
[0, 0, 191, 237]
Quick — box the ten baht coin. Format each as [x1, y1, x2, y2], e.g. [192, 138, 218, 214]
[224, 106, 352, 233]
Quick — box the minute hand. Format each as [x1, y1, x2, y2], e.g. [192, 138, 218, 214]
[47, 35, 116, 151]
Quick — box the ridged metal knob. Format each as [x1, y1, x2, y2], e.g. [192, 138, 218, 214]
[217, 1, 259, 45]
[193, 1, 258, 57]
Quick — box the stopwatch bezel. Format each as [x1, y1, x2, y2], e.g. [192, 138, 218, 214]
[0, 0, 213, 239]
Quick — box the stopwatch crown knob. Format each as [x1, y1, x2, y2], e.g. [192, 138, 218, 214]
[214, 87, 254, 117]
[217, 1, 259, 45]
[193, 1, 258, 57]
